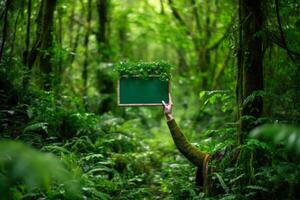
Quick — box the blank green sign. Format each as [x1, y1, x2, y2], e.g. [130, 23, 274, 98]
[118, 77, 169, 106]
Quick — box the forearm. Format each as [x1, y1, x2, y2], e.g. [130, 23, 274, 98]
[166, 118, 208, 167]
[165, 113, 173, 121]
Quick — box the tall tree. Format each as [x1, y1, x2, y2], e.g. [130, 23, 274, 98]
[23, 0, 31, 67]
[237, 0, 264, 144]
[22, 0, 31, 89]
[96, 0, 110, 61]
[26, 0, 57, 90]
[167, 0, 235, 89]
[82, 0, 92, 109]
[0, 0, 11, 63]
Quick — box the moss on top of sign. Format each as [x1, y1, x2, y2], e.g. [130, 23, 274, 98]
[115, 61, 171, 81]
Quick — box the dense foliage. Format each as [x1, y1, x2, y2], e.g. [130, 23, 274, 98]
[0, 0, 299, 199]
[116, 61, 171, 81]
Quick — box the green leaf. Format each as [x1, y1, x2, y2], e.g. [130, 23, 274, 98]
[214, 172, 229, 193]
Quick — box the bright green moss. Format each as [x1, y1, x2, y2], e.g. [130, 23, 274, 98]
[115, 61, 171, 81]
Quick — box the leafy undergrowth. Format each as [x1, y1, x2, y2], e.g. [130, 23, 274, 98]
[0, 90, 199, 199]
[1, 90, 300, 199]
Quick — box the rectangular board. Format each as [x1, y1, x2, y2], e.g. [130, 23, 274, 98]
[117, 77, 170, 106]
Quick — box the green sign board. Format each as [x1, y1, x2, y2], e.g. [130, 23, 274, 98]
[117, 77, 170, 106]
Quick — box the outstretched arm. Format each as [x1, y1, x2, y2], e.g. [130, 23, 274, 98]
[162, 95, 208, 167]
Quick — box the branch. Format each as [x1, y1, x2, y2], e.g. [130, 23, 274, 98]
[207, 12, 237, 51]
[71, 17, 97, 35]
[275, 0, 296, 62]
[212, 49, 232, 89]
[190, 0, 201, 34]
[267, 30, 300, 57]
[167, 0, 192, 36]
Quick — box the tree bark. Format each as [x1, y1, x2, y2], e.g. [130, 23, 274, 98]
[9, 7, 21, 64]
[237, 0, 264, 144]
[69, 1, 85, 65]
[118, 12, 129, 58]
[22, 0, 32, 90]
[26, 0, 57, 90]
[23, 0, 31, 67]
[96, 0, 110, 61]
[82, 0, 92, 109]
[36, 0, 57, 90]
[0, 0, 11, 63]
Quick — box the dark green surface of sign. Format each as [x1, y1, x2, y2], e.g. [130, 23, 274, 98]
[119, 77, 169, 106]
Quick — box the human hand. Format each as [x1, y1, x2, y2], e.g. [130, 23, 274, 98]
[162, 94, 173, 121]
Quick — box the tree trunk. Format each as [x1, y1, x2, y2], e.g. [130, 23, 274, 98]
[69, 2, 84, 65]
[82, 0, 92, 110]
[237, 0, 264, 144]
[23, 0, 31, 67]
[177, 48, 188, 75]
[27, 0, 57, 90]
[96, 0, 110, 61]
[36, 0, 57, 90]
[118, 12, 129, 59]
[0, 0, 11, 63]
[22, 0, 32, 90]
[8, 6, 21, 65]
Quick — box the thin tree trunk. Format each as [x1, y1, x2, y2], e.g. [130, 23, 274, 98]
[96, 0, 110, 61]
[177, 48, 188, 75]
[9, 8, 21, 64]
[0, 0, 10, 63]
[26, 0, 43, 71]
[236, 0, 243, 133]
[23, 0, 31, 67]
[82, 0, 92, 109]
[69, 1, 85, 64]
[69, 6, 75, 52]
[160, 0, 164, 14]
[118, 12, 128, 58]
[54, 7, 63, 95]
[212, 50, 231, 89]
[22, 0, 32, 90]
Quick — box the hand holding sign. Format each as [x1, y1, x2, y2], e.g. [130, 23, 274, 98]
[162, 93, 173, 121]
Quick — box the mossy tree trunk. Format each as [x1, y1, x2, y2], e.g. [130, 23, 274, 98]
[25, 0, 57, 91]
[237, 0, 264, 144]
[35, 0, 57, 91]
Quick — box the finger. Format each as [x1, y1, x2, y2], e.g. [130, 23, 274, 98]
[169, 93, 173, 104]
[162, 100, 166, 106]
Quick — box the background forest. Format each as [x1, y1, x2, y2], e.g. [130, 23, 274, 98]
[0, 0, 300, 199]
